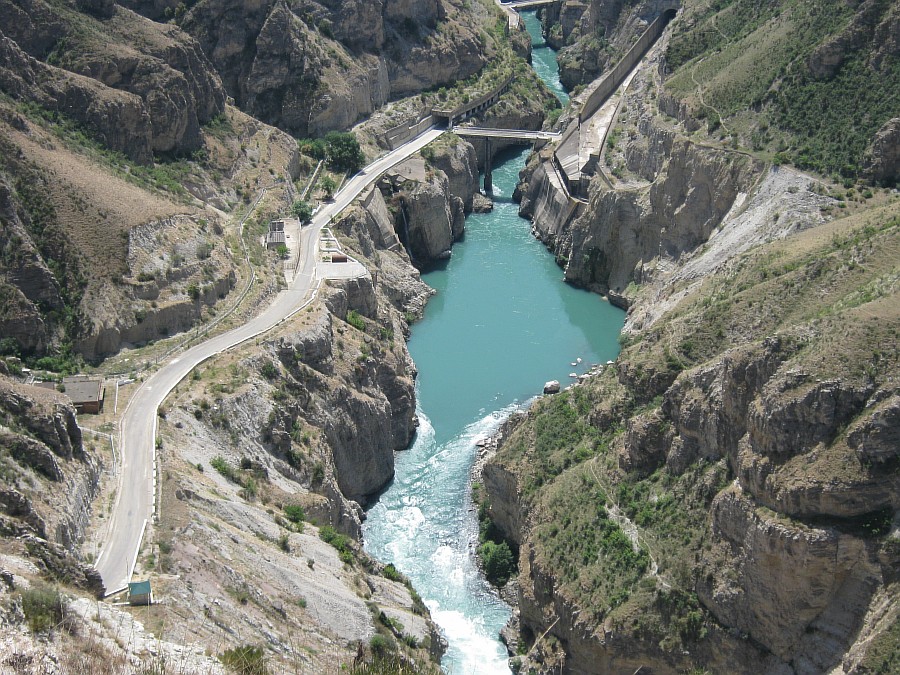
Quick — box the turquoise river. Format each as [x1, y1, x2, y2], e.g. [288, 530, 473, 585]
[362, 12, 622, 673]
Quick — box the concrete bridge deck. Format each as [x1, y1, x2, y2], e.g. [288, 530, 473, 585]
[502, 0, 558, 8]
[452, 127, 561, 142]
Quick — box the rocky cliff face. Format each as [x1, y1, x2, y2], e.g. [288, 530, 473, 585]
[864, 117, 900, 186]
[489, 172, 900, 673]
[135, 188, 445, 670]
[383, 136, 478, 266]
[0, 0, 225, 158]
[543, 0, 680, 89]
[484, 7, 899, 672]
[0, 91, 300, 363]
[401, 169, 466, 263]
[0, 31, 154, 163]
[176, 0, 489, 137]
[0, 375, 103, 595]
[520, 113, 760, 300]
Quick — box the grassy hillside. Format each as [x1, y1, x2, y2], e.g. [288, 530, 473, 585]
[664, 0, 899, 181]
[490, 191, 900, 670]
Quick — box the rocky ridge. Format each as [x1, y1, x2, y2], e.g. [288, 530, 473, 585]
[0, 375, 103, 596]
[0, 0, 226, 159]
[482, 3, 900, 673]
[136, 183, 447, 670]
[176, 0, 492, 138]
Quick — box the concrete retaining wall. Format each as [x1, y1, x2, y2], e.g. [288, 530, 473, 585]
[383, 114, 438, 150]
[433, 74, 515, 127]
[579, 10, 676, 123]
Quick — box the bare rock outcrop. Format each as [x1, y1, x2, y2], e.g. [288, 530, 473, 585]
[0, 377, 101, 590]
[550, 0, 680, 88]
[402, 170, 464, 263]
[427, 137, 480, 212]
[181, 0, 487, 137]
[863, 117, 900, 185]
[525, 132, 760, 296]
[0, 31, 153, 163]
[0, 0, 226, 158]
[699, 487, 882, 673]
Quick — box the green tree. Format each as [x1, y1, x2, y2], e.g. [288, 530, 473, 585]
[478, 540, 515, 586]
[291, 199, 313, 224]
[320, 175, 337, 199]
[324, 132, 364, 173]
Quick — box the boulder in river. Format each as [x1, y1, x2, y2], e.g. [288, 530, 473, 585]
[543, 380, 560, 394]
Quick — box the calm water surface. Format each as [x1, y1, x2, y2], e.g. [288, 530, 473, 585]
[362, 15, 619, 675]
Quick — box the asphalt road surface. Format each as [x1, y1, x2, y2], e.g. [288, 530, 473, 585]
[95, 127, 445, 594]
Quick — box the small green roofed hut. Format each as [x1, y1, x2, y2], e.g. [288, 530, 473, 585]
[128, 580, 152, 606]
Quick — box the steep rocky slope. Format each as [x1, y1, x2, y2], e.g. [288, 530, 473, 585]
[173, 0, 494, 138]
[0, 0, 318, 365]
[490, 167, 900, 674]
[0, 373, 103, 595]
[0, 99, 302, 363]
[482, 1, 900, 673]
[0, 0, 226, 158]
[133, 184, 448, 671]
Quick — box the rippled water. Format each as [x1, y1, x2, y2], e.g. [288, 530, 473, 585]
[520, 10, 569, 105]
[362, 16, 621, 674]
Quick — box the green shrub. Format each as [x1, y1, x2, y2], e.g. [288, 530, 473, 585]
[219, 645, 268, 675]
[369, 634, 394, 658]
[283, 504, 306, 524]
[323, 132, 364, 173]
[260, 360, 278, 380]
[290, 200, 313, 224]
[311, 461, 325, 485]
[478, 540, 515, 586]
[319, 525, 354, 564]
[382, 563, 402, 582]
[211, 456, 239, 483]
[20, 584, 67, 633]
[346, 310, 366, 332]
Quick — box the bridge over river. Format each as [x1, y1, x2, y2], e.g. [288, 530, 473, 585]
[96, 5, 678, 596]
[452, 126, 562, 191]
[497, 0, 559, 28]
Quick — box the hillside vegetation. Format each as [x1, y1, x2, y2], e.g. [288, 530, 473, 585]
[491, 3, 899, 670]
[663, 0, 899, 181]
[489, 190, 900, 673]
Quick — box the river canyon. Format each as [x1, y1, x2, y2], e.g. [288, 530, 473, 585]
[363, 14, 622, 673]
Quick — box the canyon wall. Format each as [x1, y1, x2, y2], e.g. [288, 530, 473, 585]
[0, 374, 104, 595]
[485, 5, 900, 673]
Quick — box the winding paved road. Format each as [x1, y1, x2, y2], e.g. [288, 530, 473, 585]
[95, 127, 445, 594]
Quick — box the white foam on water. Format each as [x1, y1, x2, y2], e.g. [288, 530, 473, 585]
[365, 402, 538, 675]
[432, 608, 511, 675]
